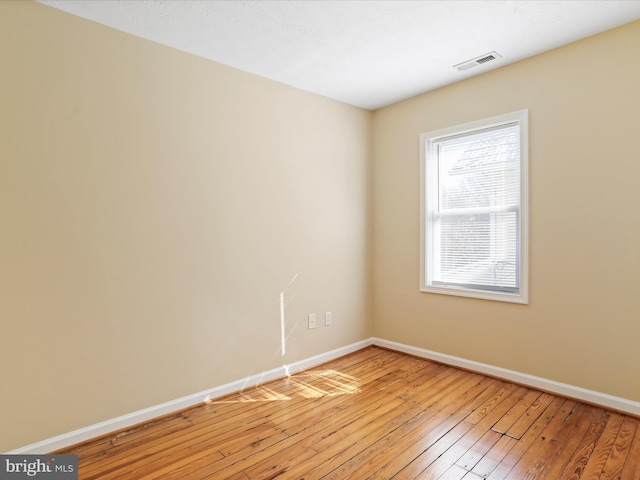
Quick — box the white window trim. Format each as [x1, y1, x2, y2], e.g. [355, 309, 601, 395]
[420, 109, 529, 304]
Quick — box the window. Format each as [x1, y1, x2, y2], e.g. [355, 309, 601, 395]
[420, 110, 528, 303]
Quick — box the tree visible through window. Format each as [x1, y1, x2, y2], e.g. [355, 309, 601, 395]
[420, 110, 528, 303]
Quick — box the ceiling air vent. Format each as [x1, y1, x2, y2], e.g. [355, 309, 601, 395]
[454, 51, 502, 71]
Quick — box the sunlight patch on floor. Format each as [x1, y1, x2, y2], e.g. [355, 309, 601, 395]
[207, 369, 361, 404]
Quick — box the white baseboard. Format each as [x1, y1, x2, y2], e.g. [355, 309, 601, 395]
[372, 337, 640, 417]
[10, 336, 639, 454]
[6, 339, 372, 454]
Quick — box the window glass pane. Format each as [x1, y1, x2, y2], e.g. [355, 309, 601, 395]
[436, 125, 520, 211]
[433, 211, 518, 290]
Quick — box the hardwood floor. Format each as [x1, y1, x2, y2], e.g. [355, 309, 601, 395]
[59, 347, 640, 479]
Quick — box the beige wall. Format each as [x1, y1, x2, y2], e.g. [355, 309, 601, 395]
[373, 20, 640, 402]
[0, 2, 372, 452]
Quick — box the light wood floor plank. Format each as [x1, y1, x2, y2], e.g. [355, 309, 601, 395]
[503, 399, 579, 480]
[283, 372, 493, 479]
[491, 390, 542, 435]
[409, 386, 534, 479]
[469, 434, 519, 478]
[504, 393, 555, 440]
[485, 396, 567, 480]
[558, 409, 611, 480]
[620, 421, 640, 479]
[579, 413, 625, 479]
[337, 381, 522, 479]
[600, 417, 638, 480]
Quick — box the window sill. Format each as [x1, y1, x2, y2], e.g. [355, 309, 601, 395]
[421, 284, 528, 304]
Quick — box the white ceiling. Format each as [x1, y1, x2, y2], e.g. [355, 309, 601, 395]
[37, 0, 640, 110]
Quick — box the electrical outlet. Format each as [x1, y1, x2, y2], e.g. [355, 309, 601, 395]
[324, 312, 332, 326]
[308, 314, 317, 329]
